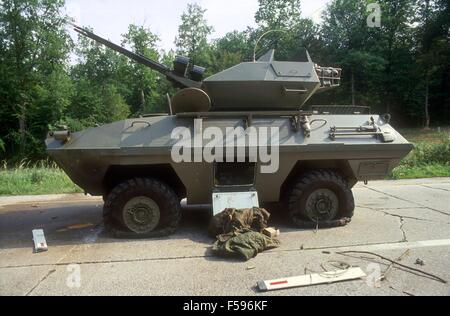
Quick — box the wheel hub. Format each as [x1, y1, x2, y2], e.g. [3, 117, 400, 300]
[131, 205, 152, 224]
[123, 197, 161, 233]
[305, 189, 339, 221]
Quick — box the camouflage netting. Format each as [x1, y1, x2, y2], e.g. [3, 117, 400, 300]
[209, 208, 280, 261]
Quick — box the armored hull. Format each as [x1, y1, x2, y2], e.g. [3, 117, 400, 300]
[47, 113, 412, 205]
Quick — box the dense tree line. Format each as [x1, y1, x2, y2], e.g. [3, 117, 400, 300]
[1, 0, 449, 162]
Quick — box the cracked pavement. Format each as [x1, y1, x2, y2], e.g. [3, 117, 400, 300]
[0, 178, 449, 296]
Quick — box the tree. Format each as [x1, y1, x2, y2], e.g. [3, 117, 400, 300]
[121, 24, 163, 114]
[0, 0, 72, 160]
[255, 0, 302, 30]
[68, 27, 130, 127]
[320, 0, 386, 108]
[278, 18, 322, 61]
[371, 0, 418, 119]
[253, 0, 320, 61]
[209, 30, 253, 73]
[415, 0, 450, 127]
[175, 3, 213, 67]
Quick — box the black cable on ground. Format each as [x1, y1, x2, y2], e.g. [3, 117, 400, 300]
[336, 250, 447, 284]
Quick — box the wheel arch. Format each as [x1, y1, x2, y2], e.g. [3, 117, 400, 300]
[103, 164, 186, 200]
[280, 160, 357, 202]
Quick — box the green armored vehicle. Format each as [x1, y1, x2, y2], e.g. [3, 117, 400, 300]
[46, 26, 413, 238]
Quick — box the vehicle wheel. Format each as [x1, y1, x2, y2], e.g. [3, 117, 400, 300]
[103, 178, 181, 238]
[288, 170, 354, 226]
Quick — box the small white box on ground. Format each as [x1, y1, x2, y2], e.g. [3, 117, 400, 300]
[32, 229, 48, 253]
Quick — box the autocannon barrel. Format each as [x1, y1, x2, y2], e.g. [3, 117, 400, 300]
[73, 24, 169, 74]
[72, 24, 201, 89]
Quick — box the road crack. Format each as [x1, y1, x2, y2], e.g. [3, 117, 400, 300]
[24, 239, 85, 295]
[23, 224, 107, 295]
[399, 216, 407, 242]
[380, 210, 408, 242]
[359, 205, 446, 223]
[3, 254, 212, 271]
[422, 185, 450, 193]
[364, 186, 450, 217]
[359, 206, 409, 242]
[25, 269, 56, 296]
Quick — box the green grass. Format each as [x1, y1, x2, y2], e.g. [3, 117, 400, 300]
[0, 163, 82, 196]
[391, 164, 450, 180]
[390, 128, 450, 180]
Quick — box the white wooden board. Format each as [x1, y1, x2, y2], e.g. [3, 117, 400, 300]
[257, 267, 367, 292]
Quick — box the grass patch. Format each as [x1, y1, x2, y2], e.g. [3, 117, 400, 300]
[390, 129, 450, 180]
[0, 162, 82, 196]
[391, 164, 450, 180]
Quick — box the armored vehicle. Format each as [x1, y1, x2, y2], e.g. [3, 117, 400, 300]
[46, 25, 413, 238]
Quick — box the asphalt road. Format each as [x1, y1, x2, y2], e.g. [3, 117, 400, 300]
[0, 178, 449, 296]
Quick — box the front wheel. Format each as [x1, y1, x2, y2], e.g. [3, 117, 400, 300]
[288, 170, 355, 227]
[103, 178, 181, 238]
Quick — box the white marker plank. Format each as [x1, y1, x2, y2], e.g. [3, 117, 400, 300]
[258, 268, 367, 292]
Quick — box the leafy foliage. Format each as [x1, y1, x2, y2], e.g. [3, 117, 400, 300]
[175, 3, 213, 66]
[0, 0, 72, 161]
[402, 136, 450, 167]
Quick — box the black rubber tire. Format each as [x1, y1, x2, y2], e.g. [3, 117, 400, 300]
[103, 178, 181, 239]
[288, 170, 355, 228]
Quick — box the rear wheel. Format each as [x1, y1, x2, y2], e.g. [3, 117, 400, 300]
[288, 170, 354, 227]
[103, 178, 181, 238]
